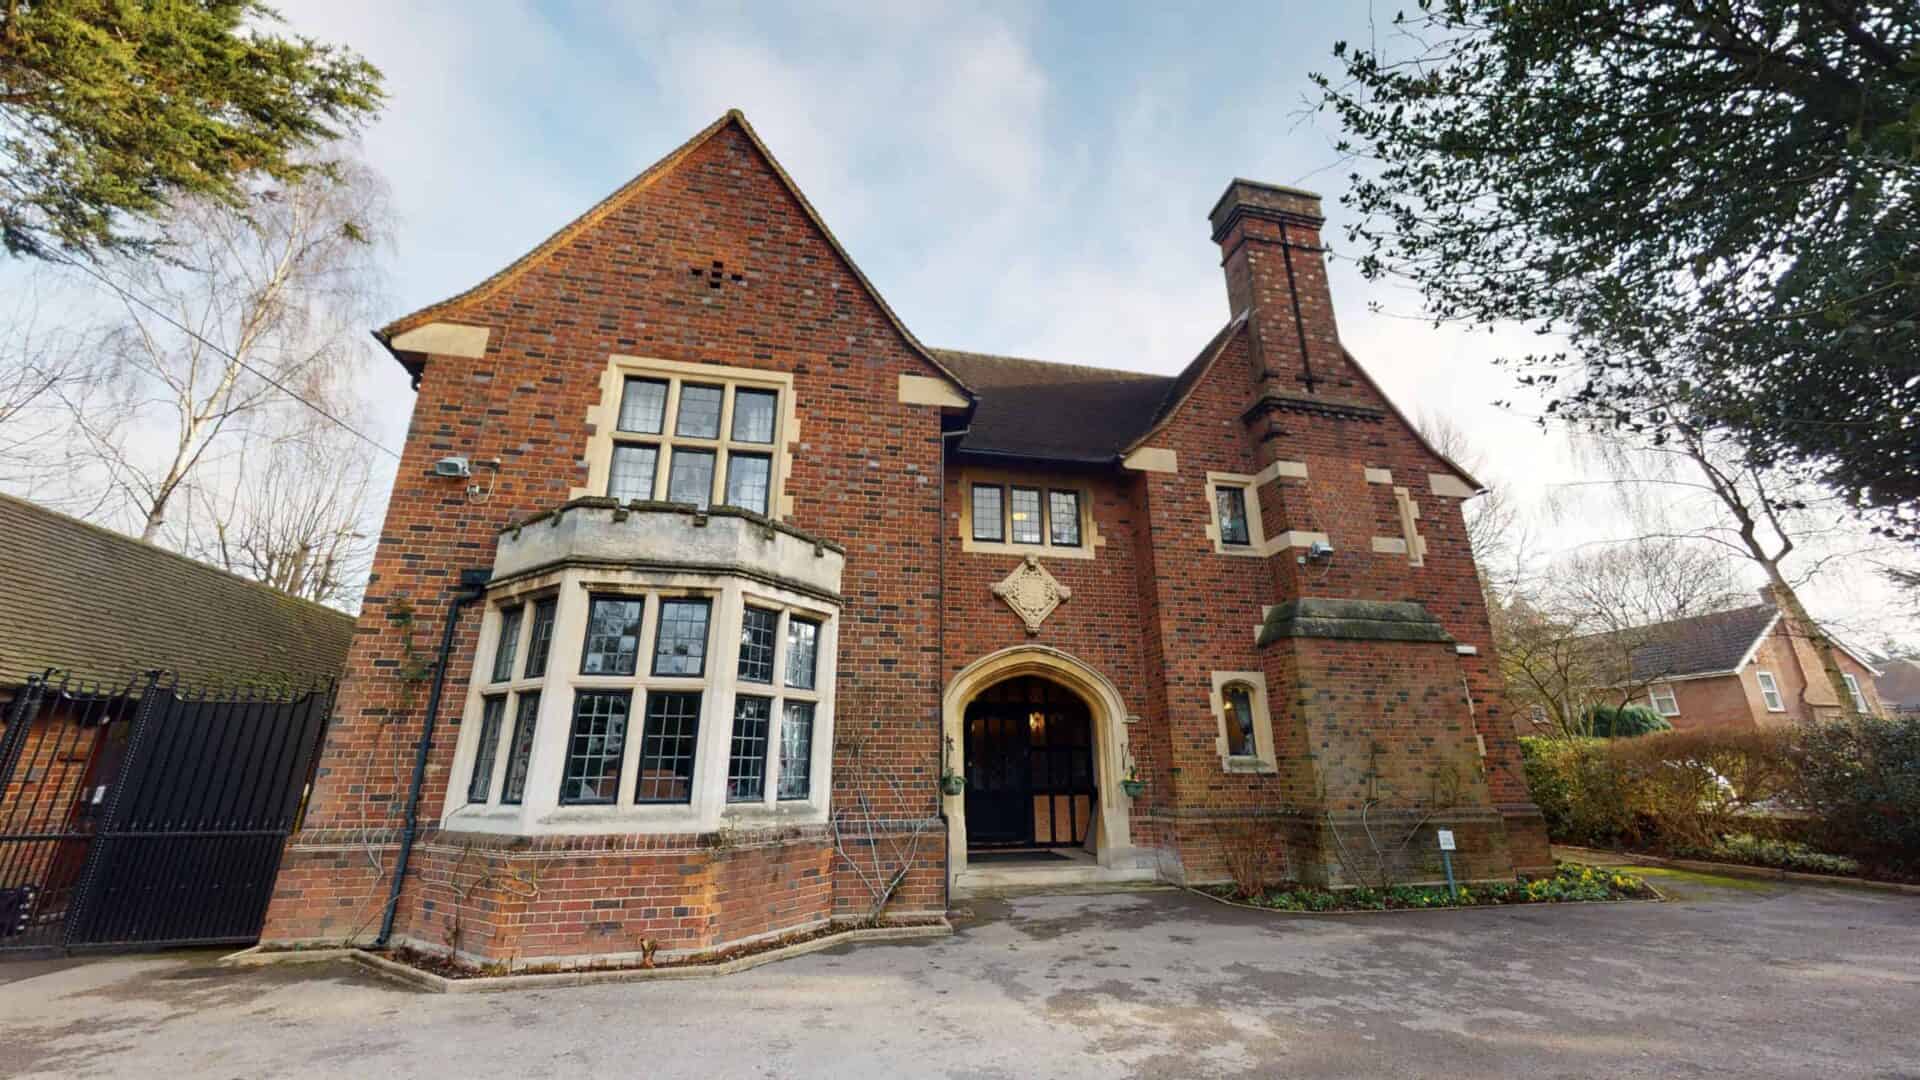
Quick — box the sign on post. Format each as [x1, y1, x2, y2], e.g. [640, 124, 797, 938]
[1437, 828, 1458, 898]
[1436, 829, 1456, 851]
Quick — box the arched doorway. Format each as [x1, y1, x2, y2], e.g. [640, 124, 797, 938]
[941, 646, 1136, 882]
[963, 677, 1095, 850]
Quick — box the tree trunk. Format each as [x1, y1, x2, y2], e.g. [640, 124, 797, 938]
[1763, 571, 1862, 721]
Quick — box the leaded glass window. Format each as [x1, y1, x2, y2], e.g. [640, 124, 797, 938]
[971, 485, 1003, 541]
[779, 701, 814, 800]
[490, 606, 524, 683]
[731, 388, 778, 443]
[501, 691, 540, 805]
[1009, 487, 1042, 544]
[1222, 683, 1256, 757]
[667, 447, 715, 509]
[1216, 486, 1251, 546]
[728, 695, 772, 802]
[608, 444, 658, 503]
[560, 690, 629, 805]
[618, 377, 668, 433]
[636, 691, 701, 803]
[724, 452, 771, 515]
[675, 384, 724, 438]
[738, 606, 778, 683]
[467, 696, 507, 803]
[1049, 489, 1081, 546]
[786, 617, 819, 690]
[652, 598, 711, 677]
[582, 597, 644, 675]
[523, 598, 557, 679]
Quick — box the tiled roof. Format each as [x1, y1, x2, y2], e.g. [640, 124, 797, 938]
[1616, 604, 1780, 682]
[1875, 658, 1920, 710]
[933, 349, 1174, 463]
[0, 495, 356, 689]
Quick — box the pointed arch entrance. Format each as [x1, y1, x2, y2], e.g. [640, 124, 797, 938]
[942, 646, 1135, 881]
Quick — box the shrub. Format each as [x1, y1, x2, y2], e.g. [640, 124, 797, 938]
[1521, 728, 1795, 850]
[1677, 833, 1860, 877]
[1585, 703, 1673, 738]
[1788, 715, 1920, 876]
[1214, 820, 1284, 899]
[1519, 736, 1638, 845]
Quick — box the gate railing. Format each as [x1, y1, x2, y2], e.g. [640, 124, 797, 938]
[0, 670, 334, 955]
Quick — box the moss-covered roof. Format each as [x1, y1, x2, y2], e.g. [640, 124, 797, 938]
[0, 494, 356, 689]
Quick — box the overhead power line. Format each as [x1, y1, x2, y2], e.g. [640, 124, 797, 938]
[52, 253, 404, 461]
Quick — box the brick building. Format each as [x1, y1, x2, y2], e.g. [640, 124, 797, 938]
[1577, 600, 1888, 732]
[258, 112, 1549, 970]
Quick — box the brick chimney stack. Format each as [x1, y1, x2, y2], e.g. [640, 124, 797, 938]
[1209, 180, 1360, 408]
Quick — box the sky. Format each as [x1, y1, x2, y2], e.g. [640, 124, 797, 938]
[21, 2, 1920, 647]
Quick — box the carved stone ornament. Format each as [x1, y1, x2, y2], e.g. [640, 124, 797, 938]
[992, 555, 1071, 635]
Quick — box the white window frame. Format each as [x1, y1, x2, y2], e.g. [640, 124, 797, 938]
[442, 566, 837, 837]
[1648, 685, 1681, 717]
[1842, 673, 1869, 714]
[577, 355, 798, 519]
[1755, 670, 1786, 712]
[957, 469, 1101, 560]
[1209, 670, 1277, 773]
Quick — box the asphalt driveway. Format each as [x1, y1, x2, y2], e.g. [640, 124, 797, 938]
[2, 869, 1916, 1079]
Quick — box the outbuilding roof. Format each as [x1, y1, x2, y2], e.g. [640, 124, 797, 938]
[0, 495, 356, 690]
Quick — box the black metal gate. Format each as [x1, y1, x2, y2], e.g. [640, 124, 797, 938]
[0, 671, 332, 955]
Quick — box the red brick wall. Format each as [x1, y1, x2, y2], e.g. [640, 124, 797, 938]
[262, 117, 951, 957]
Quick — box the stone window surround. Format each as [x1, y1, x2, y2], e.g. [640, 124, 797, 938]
[441, 564, 836, 837]
[575, 354, 801, 519]
[1202, 462, 1324, 558]
[957, 467, 1104, 560]
[1209, 670, 1277, 773]
[1755, 669, 1786, 712]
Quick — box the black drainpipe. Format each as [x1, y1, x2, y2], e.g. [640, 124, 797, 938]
[376, 567, 492, 949]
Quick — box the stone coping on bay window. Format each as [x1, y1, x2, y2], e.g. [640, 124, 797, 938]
[492, 498, 845, 602]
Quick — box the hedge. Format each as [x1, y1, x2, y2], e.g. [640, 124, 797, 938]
[1520, 715, 1920, 879]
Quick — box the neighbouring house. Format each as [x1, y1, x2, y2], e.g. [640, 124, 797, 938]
[1873, 658, 1920, 716]
[0, 494, 355, 947]
[258, 111, 1550, 971]
[1584, 594, 1887, 732]
[0, 493, 356, 699]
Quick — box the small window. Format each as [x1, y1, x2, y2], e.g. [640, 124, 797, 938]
[1048, 490, 1081, 547]
[738, 606, 778, 683]
[500, 691, 540, 805]
[607, 444, 658, 503]
[636, 690, 701, 803]
[731, 388, 778, 444]
[779, 701, 814, 800]
[490, 606, 524, 683]
[1649, 686, 1680, 717]
[786, 617, 820, 690]
[1756, 670, 1785, 712]
[617, 377, 668, 434]
[727, 695, 772, 802]
[467, 696, 507, 804]
[971, 485, 1003, 542]
[1222, 683, 1256, 757]
[1215, 487, 1251, 547]
[1009, 487, 1042, 544]
[667, 447, 715, 509]
[1842, 673, 1868, 713]
[560, 690, 629, 805]
[652, 598, 711, 677]
[522, 598, 557, 679]
[582, 597, 644, 675]
[724, 452, 771, 515]
[675, 384, 724, 438]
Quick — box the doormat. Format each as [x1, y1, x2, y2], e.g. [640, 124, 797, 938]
[969, 849, 1073, 864]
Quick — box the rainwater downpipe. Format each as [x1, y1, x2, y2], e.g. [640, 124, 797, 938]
[375, 567, 492, 949]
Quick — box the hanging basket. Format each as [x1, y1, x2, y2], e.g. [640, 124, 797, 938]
[940, 773, 967, 797]
[1120, 778, 1146, 799]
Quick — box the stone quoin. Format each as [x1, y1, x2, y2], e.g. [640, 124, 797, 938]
[258, 111, 1550, 971]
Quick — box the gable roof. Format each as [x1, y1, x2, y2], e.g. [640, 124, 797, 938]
[375, 110, 969, 397]
[1617, 604, 1783, 683]
[0, 495, 356, 689]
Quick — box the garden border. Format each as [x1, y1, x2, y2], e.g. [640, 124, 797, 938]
[220, 921, 952, 993]
[1180, 878, 1666, 917]
[1554, 845, 1920, 896]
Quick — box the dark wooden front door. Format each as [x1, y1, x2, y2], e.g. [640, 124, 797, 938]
[963, 677, 1095, 849]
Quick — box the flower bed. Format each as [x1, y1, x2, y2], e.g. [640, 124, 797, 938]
[1203, 862, 1657, 912]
